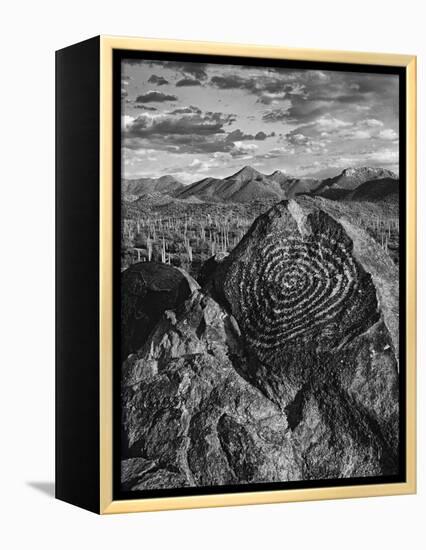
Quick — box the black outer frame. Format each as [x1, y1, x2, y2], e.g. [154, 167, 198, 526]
[112, 49, 407, 502]
[56, 36, 101, 513]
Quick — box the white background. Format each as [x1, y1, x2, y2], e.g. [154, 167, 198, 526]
[1, 0, 423, 548]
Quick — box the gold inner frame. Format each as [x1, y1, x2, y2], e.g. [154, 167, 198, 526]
[99, 35, 417, 514]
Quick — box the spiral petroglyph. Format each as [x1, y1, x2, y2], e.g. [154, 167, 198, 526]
[240, 234, 358, 346]
[220, 205, 380, 362]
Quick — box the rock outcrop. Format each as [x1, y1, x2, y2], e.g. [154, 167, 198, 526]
[121, 198, 400, 489]
[121, 262, 197, 361]
[122, 290, 301, 489]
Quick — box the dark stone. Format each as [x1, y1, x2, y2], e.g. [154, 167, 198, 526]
[121, 290, 300, 490]
[121, 262, 197, 361]
[196, 252, 228, 287]
[202, 198, 400, 478]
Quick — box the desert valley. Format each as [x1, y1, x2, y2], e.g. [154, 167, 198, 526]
[121, 165, 400, 275]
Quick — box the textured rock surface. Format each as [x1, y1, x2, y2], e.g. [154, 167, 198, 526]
[122, 290, 301, 489]
[121, 198, 400, 489]
[121, 262, 197, 361]
[204, 198, 399, 478]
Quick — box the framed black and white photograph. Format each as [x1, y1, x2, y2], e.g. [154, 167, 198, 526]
[55, 36, 416, 514]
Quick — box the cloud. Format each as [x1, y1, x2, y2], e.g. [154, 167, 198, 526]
[366, 148, 399, 164]
[126, 110, 235, 137]
[135, 91, 177, 103]
[294, 145, 399, 177]
[283, 131, 327, 154]
[262, 108, 290, 122]
[176, 78, 202, 87]
[121, 115, 135, 130]
[169, 105, 202, 115]
[226, 129, 272, 142]
[378, 128, 398, 141]
[148, 74, 169, 86]
[261, 146, 295, 159]
[314, 115, 351, 131]
[123, 103, 274, 157]
[363, 118, 385, 127]
[210, 75, 253, 90]
[210, 73, 302, 104]
[124, 107, 254, 155]
[260, 71, 399, 123]
[134, 105, 158, 111]
[172, 62, 208, 80]
[148, 60, 208, 80]
[282, 114, 398, 151]
[257, 90, 295, 105]
[163, 152, 235, 181]
[234, 142, 258, 152]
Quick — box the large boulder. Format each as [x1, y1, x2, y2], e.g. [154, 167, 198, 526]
[121, 290, 301, 490]
[121, 262, 198, 362]
[204, 198, 400, 478]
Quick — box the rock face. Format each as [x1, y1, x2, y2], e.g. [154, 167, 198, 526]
[121, 262, 197, 362]
[205, 198, 400, 478]
[122, 290, 301, 489]
[121, 198, 400, 490]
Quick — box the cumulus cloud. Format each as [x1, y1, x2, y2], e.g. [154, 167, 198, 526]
[135, 91, 177, 103]
[148, 74, 169, 86]
[121, 115, 135, 129]
[168, 105, 202, 115]
[123, 102, 275, 157]
[378, 128, 398, 141]
[283, 114, 398, 151]
[126, 110, 234, 137]
[134, 105, 158, 111]
[262, 108, 290, 122]
[210, 74, 304, 105]
[234, 142, 258, 152]
[259, 146, 295, 159]
[226, 129, 272, 142]
[124, 107, 253, 155]
[176, 78, 202, 87]
[148, 60, 208, 81]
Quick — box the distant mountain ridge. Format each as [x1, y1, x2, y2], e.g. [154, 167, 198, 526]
[176, 166, 320, 202]
[122, 175, 184, 198]
[123, 166, 399, 204]
[315, 166, 397, 193]
[176, 165, 398, 203]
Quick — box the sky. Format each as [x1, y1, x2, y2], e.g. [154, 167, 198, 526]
[121, 58, 399, 183]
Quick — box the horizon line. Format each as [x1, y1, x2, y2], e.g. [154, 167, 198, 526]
[123, 164, 400, 185]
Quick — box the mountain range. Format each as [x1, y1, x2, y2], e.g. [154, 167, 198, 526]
[122, 175, 184, 198]
[123, 166, 399, 204]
